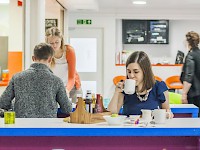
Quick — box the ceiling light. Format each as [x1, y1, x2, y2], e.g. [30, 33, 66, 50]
[0, 0, 9, 4]
[132, 1, 147, 5]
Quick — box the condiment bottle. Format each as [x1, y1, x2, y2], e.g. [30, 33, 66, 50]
[92, 93, 96, 113]
[85, 90, 93, 113]
[94, 94, 103, 113]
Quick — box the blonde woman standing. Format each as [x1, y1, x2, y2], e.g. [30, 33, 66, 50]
[46, 27, 82, 103]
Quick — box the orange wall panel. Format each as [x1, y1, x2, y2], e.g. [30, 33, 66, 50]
[8, 52, 23, 79]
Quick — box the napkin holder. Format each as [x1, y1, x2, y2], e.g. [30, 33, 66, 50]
[70, 97, 111, 124]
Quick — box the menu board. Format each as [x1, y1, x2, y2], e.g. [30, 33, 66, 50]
[122, 20, 169, 44]
[122, 20, 147, 44]
[148, 20, 169, 44]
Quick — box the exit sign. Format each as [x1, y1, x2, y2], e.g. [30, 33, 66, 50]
[77, 19, 92, 25]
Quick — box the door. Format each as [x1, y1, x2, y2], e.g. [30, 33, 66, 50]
[69, 28, 103, 97]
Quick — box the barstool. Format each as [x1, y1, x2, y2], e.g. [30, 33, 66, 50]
[154, 76, 162, 82]
[113, 75, 126, 85]
[165, 76, 183, 93]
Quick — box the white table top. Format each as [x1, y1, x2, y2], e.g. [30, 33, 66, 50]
[170, 104, 198, 108]
[0, 118, 198, 128]
[0, 118, 200, 136]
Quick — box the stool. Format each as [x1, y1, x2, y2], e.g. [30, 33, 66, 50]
[154, 76, 162, 82]
[165, 76, 183, 93]
[113, 75, 126, 85]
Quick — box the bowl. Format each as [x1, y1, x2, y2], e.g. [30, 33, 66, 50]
[129, 115, 141, 120]
[103, 115, 126, 125]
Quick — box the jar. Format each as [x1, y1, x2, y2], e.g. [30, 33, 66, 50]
[2, 69, 9, 81]
[4, 110, 15, 124]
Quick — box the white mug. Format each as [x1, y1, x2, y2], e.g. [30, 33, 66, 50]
[141, 109, 152, 122]
[124, 79, 136, 94]
[152, 109, 170, 124]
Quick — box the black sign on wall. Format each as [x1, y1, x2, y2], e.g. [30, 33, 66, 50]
[122, 20, 169, 44]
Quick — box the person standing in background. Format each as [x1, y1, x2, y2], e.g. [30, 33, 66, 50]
[180, 31, 200, 116]
[45, 27, 82, 103]
[0, 43, 72, 118]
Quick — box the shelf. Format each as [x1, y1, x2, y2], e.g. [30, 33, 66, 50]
[152, 64, 183, 66]
[115, 64, 183, 66]
[0, 81, 8, 86]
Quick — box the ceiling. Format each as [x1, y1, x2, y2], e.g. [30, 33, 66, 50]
[57, 0, 200, 14]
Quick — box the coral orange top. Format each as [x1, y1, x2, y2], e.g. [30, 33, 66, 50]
[66, 45, 81, 91]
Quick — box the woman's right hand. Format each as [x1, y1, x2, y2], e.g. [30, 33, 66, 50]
[115, 81, 124, 93]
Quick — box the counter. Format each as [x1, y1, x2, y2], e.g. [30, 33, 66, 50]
[0, 118, 199, 149]
[118, 104, 199, 118]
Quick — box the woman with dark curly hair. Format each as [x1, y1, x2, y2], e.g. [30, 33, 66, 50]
[180, 31, 200, 115]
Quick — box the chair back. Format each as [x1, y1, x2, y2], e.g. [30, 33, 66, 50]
[169, 92, 182, 104]
[154, 76, 162, 81]
[113, 75, 126, 85]
[165, 76, 183, 89]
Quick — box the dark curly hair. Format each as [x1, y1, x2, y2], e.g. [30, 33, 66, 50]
[186, 31, 199, 49]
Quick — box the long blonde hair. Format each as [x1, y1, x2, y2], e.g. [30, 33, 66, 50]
[45, 27, 66, 67]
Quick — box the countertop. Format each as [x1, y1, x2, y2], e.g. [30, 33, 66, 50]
[0, 118, 200, 136]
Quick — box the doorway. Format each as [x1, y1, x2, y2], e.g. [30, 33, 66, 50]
[69, 28, 103, 97]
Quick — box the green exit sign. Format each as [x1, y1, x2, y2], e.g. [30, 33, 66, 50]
[77, 19, 92, 25]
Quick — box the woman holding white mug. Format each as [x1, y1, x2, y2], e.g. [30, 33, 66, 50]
[108, 51, 173, 118]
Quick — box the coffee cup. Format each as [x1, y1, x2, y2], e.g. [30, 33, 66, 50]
[152, 109, 170, 124]
[124, 79, 136, 94]
[141, 109, 152, 122]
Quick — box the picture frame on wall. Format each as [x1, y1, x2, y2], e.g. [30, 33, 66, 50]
[175, 50, 184, 64]
[45, 19, 58, 31]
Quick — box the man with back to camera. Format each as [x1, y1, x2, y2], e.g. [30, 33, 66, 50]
[0, 43, 72, 118]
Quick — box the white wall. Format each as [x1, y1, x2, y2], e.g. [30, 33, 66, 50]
[0, 5, 9, 36]
[121, 20, 200, 64]
[170, 20, 200, 60]
[9, 0, 23, 52]
[68, 13, 200, 99]
[68, 14, 117, 99]
[45, 0, 62, 29]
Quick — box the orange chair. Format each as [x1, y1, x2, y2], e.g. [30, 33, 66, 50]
[165, 76, 183, 91]
[113, 75, 126, 85]
[154, 76, 162, 81]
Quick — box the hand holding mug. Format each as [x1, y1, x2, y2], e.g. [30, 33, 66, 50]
[115, 80, 124, 93]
